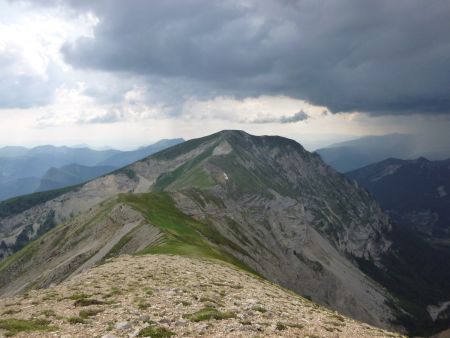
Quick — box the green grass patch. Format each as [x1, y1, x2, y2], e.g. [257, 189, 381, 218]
[183, 307, 236, 322]
[0, 318, 56, 336]
[276, 322, 287, 331]
[136, 299, 151, 310]
[40, 309, 56, 317]
[74, 298, 104, 307]
[153, 146, 214, 191]
[79, 308, 104, 318]
[67, 317, 86, 324]
[103, 286, 122, 299]
[171, 167, 214, 190]
[251, 305, 267, 313]
[119, 192, 256, 275]
[67, 293, 90, 301]
[143, 287, 154, 295]
[137, 325, 175, 337]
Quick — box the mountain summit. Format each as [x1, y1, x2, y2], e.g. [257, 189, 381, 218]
[0, 130, 448, 336]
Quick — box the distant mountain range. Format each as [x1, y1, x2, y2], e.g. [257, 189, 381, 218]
[97, 139, 185, 168]
[347, 157, 450, 240]
[1, 130, 449, 336]
[35, 164, 116, 192]
[316, 134, 450, 172]
[0, 138, 184, 201]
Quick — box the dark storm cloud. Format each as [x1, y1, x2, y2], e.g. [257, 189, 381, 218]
[49, 1, 450, 114]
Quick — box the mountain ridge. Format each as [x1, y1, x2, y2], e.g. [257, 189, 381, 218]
[0, 130, 448, 335]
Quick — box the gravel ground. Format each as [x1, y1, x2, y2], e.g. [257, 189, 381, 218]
[0, 254, 404, 338]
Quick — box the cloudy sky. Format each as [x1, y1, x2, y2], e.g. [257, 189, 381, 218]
[0, 0, 449, 150]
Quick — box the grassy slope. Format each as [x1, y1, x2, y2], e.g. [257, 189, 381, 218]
[119, 192, 256, 274]
[0, 189, 255, 292]
[153, 146, 216, 192]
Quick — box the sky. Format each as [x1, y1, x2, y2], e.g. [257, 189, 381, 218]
[0, 0, 449, 151]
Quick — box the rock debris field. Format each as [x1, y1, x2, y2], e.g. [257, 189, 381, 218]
[0, 254, 404, 337]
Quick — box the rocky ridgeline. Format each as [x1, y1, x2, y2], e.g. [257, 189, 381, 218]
[0, 255, 403, 338]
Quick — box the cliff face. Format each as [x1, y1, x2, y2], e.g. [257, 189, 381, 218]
[155, 131, 394, 327]
[347, 157, 450, 239]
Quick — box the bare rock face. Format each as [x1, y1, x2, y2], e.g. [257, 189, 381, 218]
[163, 131, 394, 328]
[0, 202, 163, 297]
